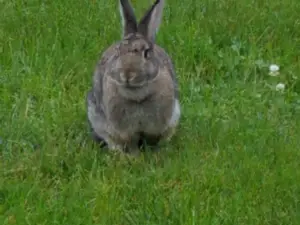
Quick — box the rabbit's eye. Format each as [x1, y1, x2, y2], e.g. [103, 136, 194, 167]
[143, 49, 150, 58]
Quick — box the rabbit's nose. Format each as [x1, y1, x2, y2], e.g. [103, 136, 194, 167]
[120, 71, 136, 83]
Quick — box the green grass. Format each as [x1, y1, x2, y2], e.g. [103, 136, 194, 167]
[1, 0, 300, 224]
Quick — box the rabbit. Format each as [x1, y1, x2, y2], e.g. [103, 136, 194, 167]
[86, 0, 180, 155]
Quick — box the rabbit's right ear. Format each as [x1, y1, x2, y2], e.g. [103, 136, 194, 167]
[137, 0, 165, 43]
[119, 0, 138, 37]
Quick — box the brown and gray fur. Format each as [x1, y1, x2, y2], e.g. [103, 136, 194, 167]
[86, 0, 180, 155]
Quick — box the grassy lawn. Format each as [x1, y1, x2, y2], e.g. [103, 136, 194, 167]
[1, 0, 300, 224]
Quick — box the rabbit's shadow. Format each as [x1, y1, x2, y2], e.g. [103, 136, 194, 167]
[90, 128, 161, 154]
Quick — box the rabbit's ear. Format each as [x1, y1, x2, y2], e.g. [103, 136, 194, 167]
[119, 0, 138, 37]
[137, 0, 165, 42]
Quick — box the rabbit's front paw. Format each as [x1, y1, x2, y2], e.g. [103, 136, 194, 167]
[107, 140, 124, 153]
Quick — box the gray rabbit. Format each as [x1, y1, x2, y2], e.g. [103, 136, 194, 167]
[86, 0, 180, 155]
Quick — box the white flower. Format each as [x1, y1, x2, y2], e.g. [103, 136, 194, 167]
[270, 64, 279, 72]
[255, 94, 262, 98]
[269, 64, 280, 76]
[275, 83, 285, 92]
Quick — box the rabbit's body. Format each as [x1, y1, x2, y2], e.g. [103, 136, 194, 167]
[87, 0, 180, 154]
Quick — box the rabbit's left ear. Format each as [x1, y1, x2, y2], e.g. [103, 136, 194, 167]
[137, 0, 165, 43]
[119, 0, 138, 37]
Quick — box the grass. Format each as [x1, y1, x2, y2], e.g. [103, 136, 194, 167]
[1, 0, 300, 224]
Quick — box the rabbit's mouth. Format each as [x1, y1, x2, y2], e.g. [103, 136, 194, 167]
[123, 81, 147, 89]
[108, 75, 146, 88]
[117, 84, 152, 102]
